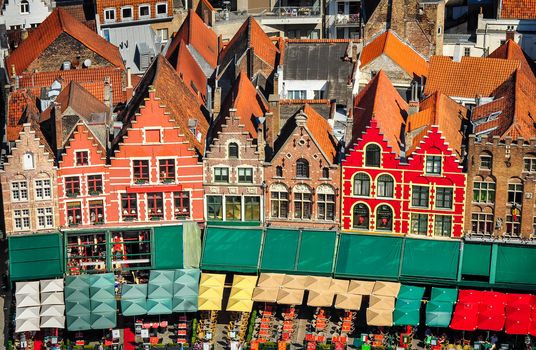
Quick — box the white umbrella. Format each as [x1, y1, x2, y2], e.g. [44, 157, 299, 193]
[16, 281, 40, 296]
[15, 318, 40, 332]
[40, 304, 65, 317]
[41, 292, 64, 305]
[16, 307, 40, 320]
[40, 279, 64, 293]
[16, 294, 40, 308]
[40, 316, 65, 329]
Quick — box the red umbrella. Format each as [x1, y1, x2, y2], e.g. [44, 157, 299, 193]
[450, 302, 479, 331]
[458, 290, 482, 304]
[477, 307, 505, 331]
[505, 304, 531, 335]
[506, 294, 532, 307]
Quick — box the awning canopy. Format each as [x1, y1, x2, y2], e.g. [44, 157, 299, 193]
[16, 281, 40, 308]
[426, 301, 454, 327]
[66, 301, 91, 315]
[40, 316, 65, 329]
[400, 238, 460, 281]
[307, 291, 335, 307]
[458, 290, 482, 303]
[146, 298, 173, 315]
[277, 288, 304, 305]
[281, 275, 306, 290]
[461, 243, 491, 277]
[15, 317, 40, 333]
[229, 288, 252, 300]
[90, 312, 117, 329]
[329, 279, 349, 294]
[397, 285, 425, 300]
[477, 292, 506, 331]
[347, 280, 375, 295]
[232, 275, 257, 291]
[198, 285, 224, 300]
[40, 304, 65, 317]
[121, 284, 148, 300]
[65, 275, 90, 290]
[257, 273, 285, 288]
[304, 276, 332, 291]
[65, 289, 90, 303]
[90, 288, 115, 301]
[9, 233, 63, 281]
[66, 314, 91, 331]
[252, 287, 279, 303]
[40, 279, 64, 293]
[366, 308, 393, 326]
[334, 294, 362, 310]
[505, 304, 531, 335]
[89, 273, 115, 290]
[41, 292, 64, 305]
[91, 299, 116, 314]
[372, 281, 401, 297]
[227, 298, 253, 312]
[16, 294, 40, 308]
[450, 302, 479, 331]
[496, 245, 536, 285]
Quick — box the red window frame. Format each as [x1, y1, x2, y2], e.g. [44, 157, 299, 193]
[148, 192, 164, 219]
[133, 160, 149, 182]
[76, 151, 89, 166]
[67, 202, 82, 225]
[87, 175, 103, 194]
[174, 191, 190, 218]
[65, 176, 80, 196]
[89, 200, 104, 224]
[121, 193, 138, 220]
[159, 159, 175, 182]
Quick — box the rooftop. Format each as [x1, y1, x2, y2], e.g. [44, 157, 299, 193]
[500, 0, 536, 19]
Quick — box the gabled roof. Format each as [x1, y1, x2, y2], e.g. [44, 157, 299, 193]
[405, 92, 468, 158]
[114, 55, 209, 156]
[500, 0, 536, 19]
[488, 39, 536, 86]
[424, 56, 520, 98]
[352, 70, 408, 155]
[6, 90, 40, 142]
[166, 10, 219, 70]
[360, 30, 429, 78]
[6, 8, 124, 76]
[219, 17, 279, 70]
[175, 40, 208, 104]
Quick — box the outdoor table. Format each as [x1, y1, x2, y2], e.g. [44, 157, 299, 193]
[259, 330, 269, 337]
[151, 323, 159, 329]
[178, 330, 187, 336]
[307, 341, 316, 350]
[283, 324, 293, 331]
[317, 335, 326, 343]
[260, 324, 270, 330]
[262, 317, 271, 323]
[178, 323, 187, 329]
[316, 321, 326, 330]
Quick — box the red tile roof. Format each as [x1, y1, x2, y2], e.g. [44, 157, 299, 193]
[500, 0, 536, 19]
[6, 8, 124, 76]
[175, 40, 208, 104]
[6, 90, 40, 142]
[352, 70, 408, 154]
[405, 92, 468, 158]
[303, 104, 338, 164]
[488, 39, 536, 86]
[360, 30, 429, 78]
[58, 3, 97, 31]
[424, 55, 520, 98]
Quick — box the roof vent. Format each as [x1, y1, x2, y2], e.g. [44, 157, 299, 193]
[62, 61, 71, 70]
[83, 59, 92, 68]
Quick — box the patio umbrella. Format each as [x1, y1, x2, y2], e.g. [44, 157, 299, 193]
[198, 297, 222, 311]
[198, 285, 224, 300]
[252, 287, 279, 303]
[65, 288, 89, 303]
[40, 316, 65, 329]
[121, 284, 148, 300]
[372, 281, 401, 297]
[40, 304, 65, 317]
[277, 288, 304, 305]
[41, 292, 64, 305]
[506, 293, 532, 307]
[227, 298, 253, 312]
[257, 273, 285, 288]
[173, 269, 200, 297]
[347, 280, 375, 295]
[369, 296, 395, 310]
[121, 299, 147, 316]
[66, 314, 91, 331]
[16, 307, 40, 320]
[504, 304, 531, 335]
[232, 275, 258, 291]
[65, 300, 91, 315]
[15, 317, 40, 332]
[91, 299, 117, 314]
[229, 287, 253, 301]
[425, 301, 454, 327]
[90, 288, 115, 301]
[431, 287, 458, 303]
[281, 275, 306, 290]
[172, 296, 198, 312]
[148, 283, 173, 299]
[393, 308, 420, 326]
[334, 293, 362, 310]
[366, 308, 393, 326]
[146, 298, 173, 315]
[89, 273, 115, 289]
[16, 281, 40, 296]
[16, 294, 40, 308]
[397, 285, 425, 301]
[199, 273, 226, 288]
[450, 302, 479, 331]
[457, 289, 482, 303]
[304, 276, 332, 292]
[90, 312, 117, 329]
[65, 275, 90, 290]
[329, 279, 349, 294]
[307, 291, 335, 307]
[40, 279, 64, 293]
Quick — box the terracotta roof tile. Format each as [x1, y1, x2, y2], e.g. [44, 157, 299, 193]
[360, 30, 429, 78]
[280, 99, 331, 105]
[500, 0, 536, 19]
[424, 55, 520, 98]
[6, 8, 124, 76]
[303, 104, 338, 163]
[488, 39, 536, 86]
[58, 3, 97, 31]
[6, 90, 40, 142]
[352, 70, 408, 154]
[175, 40, 208, 104]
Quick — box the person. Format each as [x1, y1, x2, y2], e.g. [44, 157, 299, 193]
[490, 334, 498, 346]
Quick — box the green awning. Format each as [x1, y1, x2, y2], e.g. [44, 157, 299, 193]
[335, 234, 402, 279]
[172, 295, 198, 312]
[153, 225, 184, 269]
[461, 243, 491, 277]
[400, 238, 460, 280]
[9, 233, 63, 281]
[90, 312, 117, 330]
[121, 299, 147, 316]
[66, 314, 91, 331]
[425, 301, 454, 327]
[430, 287, 458, 303]
[495, 245, 536, 285]
[393, 299, 422, 326]
[173, 269, 200, 297]
[66, 300, 91, 315]
[201, 227, 262, 273]
[91, 299, 116, 314]
[260, 229, 299, 272]
[397, 285, 425, 300]
[121, 284, 148, 300]
[297, 230, 336, 274]
[146, 298, 173, 315]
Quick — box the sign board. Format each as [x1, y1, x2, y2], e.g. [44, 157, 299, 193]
[140, 329, 149, 338]
[112, 330, 120, 340]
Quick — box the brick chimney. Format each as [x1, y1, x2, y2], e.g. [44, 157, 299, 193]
[408, 100, 419, 115]
[506, 29, 515, 41]
[54, 103, 63, 153]
[267, 94, 280, 151]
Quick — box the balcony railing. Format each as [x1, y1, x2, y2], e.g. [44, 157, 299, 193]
[215, 6, 321, 23]
[268, 6, 321, 17]
[335, 14, 361, 25]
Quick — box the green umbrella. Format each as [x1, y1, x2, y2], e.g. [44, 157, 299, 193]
[148, 282, 173, 299]
[90, 288, 115, 301]
[91, 299, 116, 314]
[397, 285, 425, 301]
[65, 288, 90, 302]
[65, 275, 90, 290]
[66, 314, 91, 331]
[66, 300, 91, 315]
[146, 298, 173, 315]
[425, 301, 454, 327]
[393, 308, 420, 326]
[121, 299, 147, 316]
[395, 298, 422, 311]
[121, 284, 148, 300]
[172, 295, 198, 312]
[89, 273, 115, 289]
[149, 270, 175, 285]
[431, 287, 458, 303]
[90, 312, 117, 330]
[173, 269, 200, 295]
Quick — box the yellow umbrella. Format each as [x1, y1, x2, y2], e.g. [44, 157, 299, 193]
[307, 290, 335, 307]
[372, 281, 401, 297]
[198, 285, 224, 300]
[252, 287, 279, 303]
[334, 293, 362, 310]
[277, 288, 304, 305]
[257, 273, 286, 288]
[198, 297, 222, 311]
[368, 295, 395, 310]
[330, 279, 349, 294]
[226, 298, 253, 312]
[200, 273, 226, 288]
[281, 275, 306, 290]
[229, 287, 252, 300]
[347, 280, 375, 295]
[366, 308, 393, 326]
[232, 275, 258, 292]
[304, 276, 332, 291]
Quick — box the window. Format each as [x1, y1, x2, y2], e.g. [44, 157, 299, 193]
[365, 144, 381, 167]
[524, 156, 536, 172]
[133, 160, 149, 183]
[76, 151, 88, 166]
[139, 4, 150, 17]
[147, 192, 164, 219]
[464, 47, 471, 56]
[207, 195, 223, 220]
[35, 179, 52, 200]
[473, 180, 495, 203]
[238, 168, 253, 183]
[228, 143, 239, 159]
[23, 152, 34, 170]
[412, 185, 429, 207]
[156, 2, 168, 15]
[276, 166, 283, 177]
[377, 175, 394, 198]
[434, 215, 452, 237]
[352, 204, 369, 229]
[89, 200, 104, 224]
[87, 175, 103, 195]
[20, 0, 29, 14]
[121, 193, 138, 220]
[65, 177, 80, 197]
[103, 29, 110, 41]
[508, 182, 523, 205]
[411, 213, 428, 235]
[174, 191, 190, 218]
[67, 232, 107, 270]
[533, 217, 536, 236]
[322, 167, 330, 179]
[11, 181, 28, 201]
[294, 188, 312, 219]
[271, 187, 289, 218]
[436, 187, 453, 209]
[104, 8, 116, 21]
[376, 205, 393, 231]
[287, 90, 306, 99]
[245, 197, 261, 221]
[425, 155, 442, 174]
[14, 209, 30, 230]
[506, 213, 521, 237]
[111, 231, 151, 268]
[36, 208, 54, 229]
[480, 154, 492, 169]
[67, 202, 82, 226]
[214, 167, 229, 182]
[226, 196, 242, 221]
[318, 193, 335, 221]
[159, 159, 175, 182]
[296, 159, 309, 178]
[353, 173, 370, 196]
[471, 212, 493, 235]
[157, 28, 169, 42]
[121, 6, 133, 20]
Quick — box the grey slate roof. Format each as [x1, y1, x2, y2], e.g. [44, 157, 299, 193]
[107, 25, 159, 74]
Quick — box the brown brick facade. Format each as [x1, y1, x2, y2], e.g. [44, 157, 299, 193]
[96, 0, 173, 24]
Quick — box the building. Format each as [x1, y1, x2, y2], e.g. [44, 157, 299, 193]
[0, 0, 52, 30]
[341, 71, 468, 237]
[203, 73, 267, 224]
[326, 0, 362, 39]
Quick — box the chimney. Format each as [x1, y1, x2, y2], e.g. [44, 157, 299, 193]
[213, 86, 222, 115]
[104, 76, 112, 109]
[506, 29, 515, 41]
[267, 94, 280, 149]
[257, 115, 268, 161]
[296, 111, 307, 127]
[408, 100, 419, 115]
[329, 99, 336, 121]
[54, 103, 63, 154]
[453, 43, 462, 62]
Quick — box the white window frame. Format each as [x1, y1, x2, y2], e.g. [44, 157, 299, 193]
[11, 181, 28, 202]
[36, 207, 54, 229]
[104, 8, 116, 22]
[155, 2, 168, 16]
[121, 6, 134, 21]
[138, 4, 151, 18]
[157, 28, 169, 42]
[35, 178, 52, 200]
[14, 209, 30, 231]
[20, 0, 30, 14]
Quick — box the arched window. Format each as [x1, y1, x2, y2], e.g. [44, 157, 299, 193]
[353, 173, 370, 196]
[473, 176, 496, 204]
[23, 152, 34, 170]
[296, 159, 309, 178]
[270, 184, 289, 218]
[365, 144, 381, 167]
[228, 142, 239, 159]
[376, 205, 393, 231]
[480, 152, 492, 170]
[293, 184, 312, 219]
[507, 178, 523, 206]
[317, 185, 335, 221]
[322, 167, 330, 179]
[276, 166, 283, 177]
[377, 174, 394, 198]
[352, 204, 369, 230]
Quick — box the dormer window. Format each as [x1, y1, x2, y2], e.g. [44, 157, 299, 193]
[296, 159, 309, 178]
[364, 144, 380, 167]
[20, 0, 29, 14]
[76, 151, 88, 166]
[121, 6, 133, 21]
[23, 152, 34, 170]
[104, 8, 116, 22]
[139, 4, 150, 18]
[228, 143, 239, 159]
[156, 2, 168, 16]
